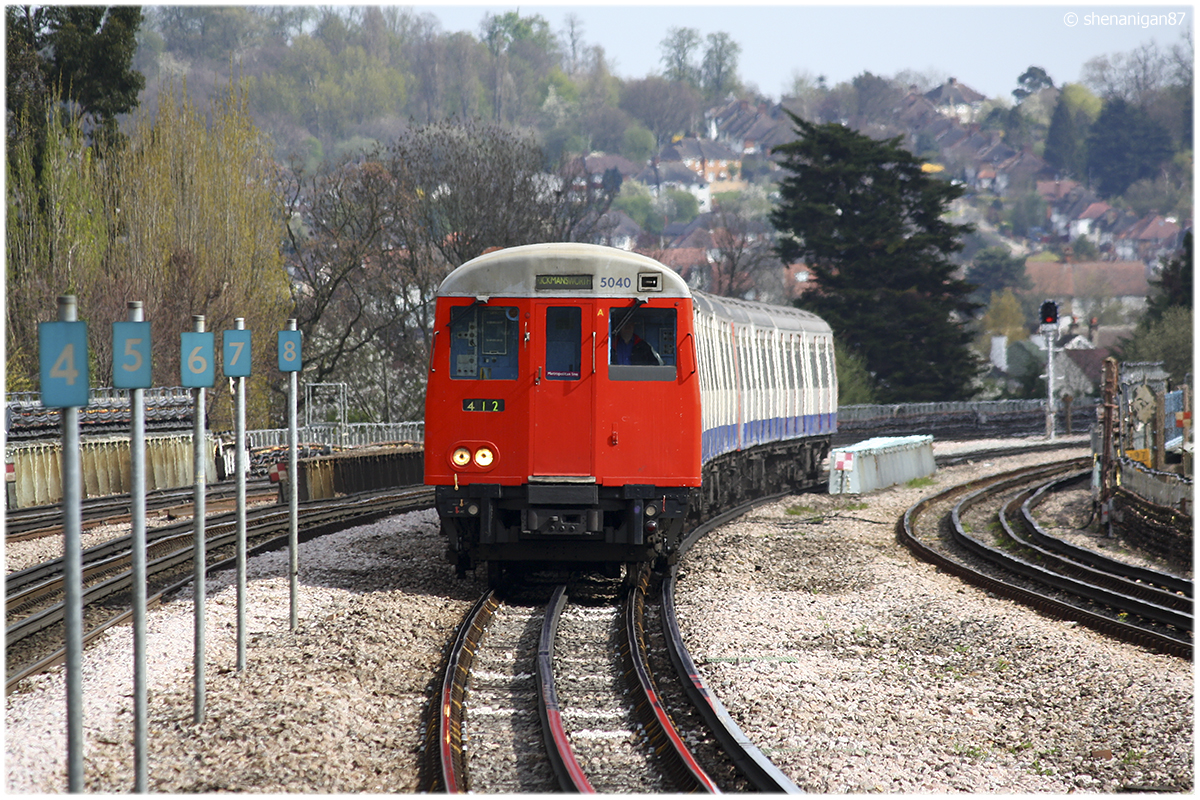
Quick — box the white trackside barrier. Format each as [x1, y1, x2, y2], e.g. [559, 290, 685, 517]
[828, 435, 935, 494]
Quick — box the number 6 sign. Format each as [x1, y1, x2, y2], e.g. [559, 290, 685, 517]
[181, 331, 215, 387]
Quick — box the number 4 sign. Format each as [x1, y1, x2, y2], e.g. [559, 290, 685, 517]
[39, 320, 90, 408]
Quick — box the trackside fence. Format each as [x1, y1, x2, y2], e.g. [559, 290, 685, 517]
[835, 399, 1098, 445]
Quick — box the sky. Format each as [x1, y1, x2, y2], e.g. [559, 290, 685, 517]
[410, 2, 1194, 100]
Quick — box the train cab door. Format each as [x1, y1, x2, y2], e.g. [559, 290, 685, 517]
[530, 302, 595, 477]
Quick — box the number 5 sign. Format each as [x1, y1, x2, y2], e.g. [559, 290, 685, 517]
[39, 320, 90, 408]
[181, 331, 215, 387]
[113, 321, 152, 389]
[278, 328, 302, 372]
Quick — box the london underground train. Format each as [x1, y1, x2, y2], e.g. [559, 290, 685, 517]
[423, 243, 836, 586]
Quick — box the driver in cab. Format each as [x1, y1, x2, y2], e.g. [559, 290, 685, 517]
[612, 317, 662, 366]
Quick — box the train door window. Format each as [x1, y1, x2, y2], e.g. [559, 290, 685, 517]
[450, 304, 519, 380]
[545, 306, 581, 380]
[608, 306, 676, 381]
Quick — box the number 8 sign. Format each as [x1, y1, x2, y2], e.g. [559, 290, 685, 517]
[181, 331, 215, 387]
[278, 329, 302, 372]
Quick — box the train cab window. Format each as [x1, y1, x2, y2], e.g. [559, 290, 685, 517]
[545, 306, 581, 380]
[450, 304, 519, 380]
[608, 306, 676, 382]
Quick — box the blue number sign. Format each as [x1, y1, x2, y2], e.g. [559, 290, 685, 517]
[112, 321, 152, 389]
[277, 330, 302, 373]
[223, 330, 252, 378]
[181, 332, 215, 387]
[39, 321, 90, 408]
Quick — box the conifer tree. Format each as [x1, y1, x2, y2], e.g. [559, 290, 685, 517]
[770, 113, 981, 402]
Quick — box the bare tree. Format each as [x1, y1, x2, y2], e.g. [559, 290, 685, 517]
[708, 195, 787, 303]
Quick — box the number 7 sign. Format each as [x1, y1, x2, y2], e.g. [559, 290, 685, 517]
[223, 329, 252, 377]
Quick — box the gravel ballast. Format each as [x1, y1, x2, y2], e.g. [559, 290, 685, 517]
[6, 445, 1193, 793]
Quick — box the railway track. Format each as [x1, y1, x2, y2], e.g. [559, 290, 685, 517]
[420, 495, 804, 794]
[5, 479, 278, 541]
[898, 458, 1192, 659]
[5, 486, 435, 694]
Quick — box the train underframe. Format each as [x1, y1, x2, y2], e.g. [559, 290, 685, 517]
[436, 435, 832, 587]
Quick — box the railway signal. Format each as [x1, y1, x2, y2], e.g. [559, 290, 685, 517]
[1040, 300, 1058, 326]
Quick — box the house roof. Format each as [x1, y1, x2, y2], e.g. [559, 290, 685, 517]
[924, 77, 986, 107]
[636, 161, 706, 187]
[1024, 260, 1149, 298]
[578, 153, 641, 179]
[1037, 179, 1079, 202]
[1077, 202, 1111, 221]
[1120, 215, 1182, 242]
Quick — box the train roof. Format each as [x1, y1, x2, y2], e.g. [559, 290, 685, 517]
[692, 290, 832, 336]
[439, 243, 692, 299]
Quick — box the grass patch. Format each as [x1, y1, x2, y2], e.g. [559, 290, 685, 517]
[906, 476, 936, 488]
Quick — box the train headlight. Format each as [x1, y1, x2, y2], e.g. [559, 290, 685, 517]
[473, 447, 495, 467]
[452, 447, 472, 467]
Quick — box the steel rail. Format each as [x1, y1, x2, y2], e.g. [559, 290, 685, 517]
[1001, 482, 1191, 614]
[1019, 471, 1192, 597]
[536, 585, 595, 793]
[898, 462, 1192, 659]
[6, 488, 436, 693]
[432, 589, 500, 794]
[622, 572, 720, 793]
[660, 571, 803, 793]
[950, 462, 1192, 632]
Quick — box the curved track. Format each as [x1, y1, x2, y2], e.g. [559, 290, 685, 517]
[898, 459, 1192, 659]
[421, 495, 806, 793]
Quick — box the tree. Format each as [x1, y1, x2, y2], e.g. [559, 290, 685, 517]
[659, 26, 701, 86]
[834, 339, 877, 405]
[1012, 66, 1053, 103]
[1043, 93, 1082, 177]
[707, 194, 783, 301]
[965, 246, 1030, 304]
[1119, 306, 1193, 386]
[1086, 97, 1174, 197]
[978, 289, 1029, 342]
[700, 32, 740, 100]
[6, 5, 145, 152]
[1144, 231, 1193, 324]
[103, 82, 290, 428]
[770, 114, 981, 402]
[619, 76, 701, 145]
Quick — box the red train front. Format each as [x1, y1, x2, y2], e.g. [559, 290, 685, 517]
[424, 243, 701, 585]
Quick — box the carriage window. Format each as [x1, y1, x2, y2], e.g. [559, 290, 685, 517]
[450, 304, 519, 380]
[608, 307, 676, 382]
[545, 307, 581, 380]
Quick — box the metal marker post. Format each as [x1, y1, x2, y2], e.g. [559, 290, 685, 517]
[1045, 325, 1056, 440]
[285, 320, 300, 630]
[185, 315, 211, 723]
[115, 301, 150, 791]
[42, 295, 87, 792]
[226, 319, 250, 670]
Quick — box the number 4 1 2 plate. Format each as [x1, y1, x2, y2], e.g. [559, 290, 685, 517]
[463, 399, 504, 412]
